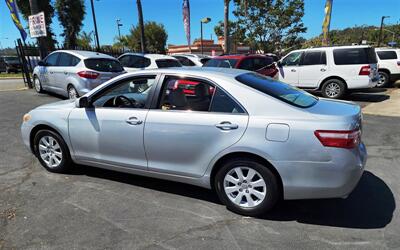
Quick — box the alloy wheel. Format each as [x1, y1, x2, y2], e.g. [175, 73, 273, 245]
[38, 136, 63, 169]
[325, 82, 341, 98]
[377, 73, 387, 87]
[223, 166, 267, 208]
[68, 86, 78, 99]
[34, 78, 41, 92]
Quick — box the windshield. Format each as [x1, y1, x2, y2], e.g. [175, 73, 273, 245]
[155, 59, 182, 68]
[84, 58, 124, 72]
[203, 58, 238, 68]
[235, 72, 318, 108]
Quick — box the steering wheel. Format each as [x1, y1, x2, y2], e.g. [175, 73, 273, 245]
[112, 95, 135, 108]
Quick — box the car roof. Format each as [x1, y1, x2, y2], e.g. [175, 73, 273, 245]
[53, 50, 116, 60]
[290, 45, 373, 53]
[119, 53, 178, 60]
[375, 47, 400, 52]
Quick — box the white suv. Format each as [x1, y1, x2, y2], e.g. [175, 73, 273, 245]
[376, 48, 400, 87]
[277, 45, 378, 99]
[118, 53, 182, 72]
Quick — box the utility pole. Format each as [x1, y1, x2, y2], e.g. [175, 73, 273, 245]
[378, 16, 390, 47]
[90, 0, 100, 51]
[29, 0, 47, 59]
[116, 19, 122, 40]
[200, 17, 211, 55]
[136, 0, 146, 53]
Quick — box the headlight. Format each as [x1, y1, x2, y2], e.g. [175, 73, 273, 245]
[23, 113, 31, 123]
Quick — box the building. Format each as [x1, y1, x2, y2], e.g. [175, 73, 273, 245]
[167, 36, 250, 56]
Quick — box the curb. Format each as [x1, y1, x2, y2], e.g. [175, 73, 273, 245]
[0, 77, 24, 80]
[0, 87, 28, 92]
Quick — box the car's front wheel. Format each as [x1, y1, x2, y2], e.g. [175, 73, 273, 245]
[33, 130, 72, 173]
[33, 76, 43, 93]
[214, 158, 280, 216]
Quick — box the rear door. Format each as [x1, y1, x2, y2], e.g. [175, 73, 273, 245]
[297, 50, 328, 88]
[144, 75, 248, 177]
[277, 51, 302, 85]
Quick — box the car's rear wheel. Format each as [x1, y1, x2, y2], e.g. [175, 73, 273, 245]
[68, 85, 79, 100]
[214, 158, 279, 216]
[321, 79, 346, 99]
[34, 76, 43, 93]
[33, 130, 72, 173]
[377, 71, 390, 88]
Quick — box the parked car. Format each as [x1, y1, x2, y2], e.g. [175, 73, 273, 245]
[375, 48, 400, 87]
[172, 54, 210, 66]
[277, 45, 379, 99]
[118, 53, 182, 72]
[203, 54, 279, 79]
[33, 50, 125, 99]
[0, 56, 22, 73]
[21, 67, 366, 216]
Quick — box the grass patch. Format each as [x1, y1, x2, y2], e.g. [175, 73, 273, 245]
[0, 72, 24, 78]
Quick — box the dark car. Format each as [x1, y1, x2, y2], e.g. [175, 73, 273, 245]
[203, 54, 278, 78]
[0, 56, 22, 73]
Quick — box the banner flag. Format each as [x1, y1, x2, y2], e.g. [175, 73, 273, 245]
[322, 0, 333, 46]
[183, 0, 191, 51]
[5, 0, 27, 41]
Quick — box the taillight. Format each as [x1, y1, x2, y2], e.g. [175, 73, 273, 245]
[359, 65, 371, 76]
[314, 129, 361, 149]
[77, 71, 99, 79]
[397, 61, 400, 66]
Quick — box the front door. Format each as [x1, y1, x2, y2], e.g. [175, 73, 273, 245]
[144, 75, 249, 177]
[277, 51, 302, 86]
[39, 52, 59, 89]
[69, 75, 158, 169]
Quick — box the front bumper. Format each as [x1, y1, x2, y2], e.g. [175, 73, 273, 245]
[21, 122, 33, 153]
[275, 142, 367, 200]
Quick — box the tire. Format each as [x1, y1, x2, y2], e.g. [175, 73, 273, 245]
[6, 67, 10, 74]
[377, 71, 390, 88]
[33, 76, 44, 93]
[214, 158, 280, 217]
[67, 85, 79, 100]
[321, 79, 346, 99]
[33, 130, 72, 173]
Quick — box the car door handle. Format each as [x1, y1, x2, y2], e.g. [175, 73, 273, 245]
[291, 69, 296, 72]
[126, 117, 143, 125]
[215, 121, 239, 130]
[64, 72, 68, 75]
[320, 68, 326, 72]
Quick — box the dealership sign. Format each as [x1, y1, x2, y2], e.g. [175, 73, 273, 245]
[28, 12, 47, 38]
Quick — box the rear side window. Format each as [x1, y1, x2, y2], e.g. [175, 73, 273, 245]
[84, 59, 124, 72]
[203, 59, 238, 68]
[58, 53, 81, 67]
[174, 56, 195, 66]
[333, 47, 377, 65]
[302, 51, 326, 65]
[377, 51, 398, 60]
[155, 59, 182, 68]
[236, 72, 318, 108]
[210, 87, 245, 113]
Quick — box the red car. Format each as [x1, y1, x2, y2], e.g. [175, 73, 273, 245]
[203, 54, 279, 78]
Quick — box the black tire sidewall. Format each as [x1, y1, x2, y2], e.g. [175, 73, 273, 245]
[378, 71, 390, 88]
[214, 158, 280, 217]
[321, 79, 346, 99]
[33, 130, 72, 173]
[34, 76, 43, 93]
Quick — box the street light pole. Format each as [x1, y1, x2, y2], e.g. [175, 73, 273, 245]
[378, 16, 390, 47]
[200, 17, 211, 55]
[90, 0, 100, 51]
[116, 19, 122, 40]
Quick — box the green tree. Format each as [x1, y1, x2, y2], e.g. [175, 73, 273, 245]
[16, 0, 56, 49]
[115, 21, 168, 53]
[76, 31, 93, 48]
[232, 0, 307, 53]
[55, 0, 86, 49]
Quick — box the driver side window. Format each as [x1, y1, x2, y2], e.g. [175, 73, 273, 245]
[281, 52, 302, 66]
[92, 76, 156, 109]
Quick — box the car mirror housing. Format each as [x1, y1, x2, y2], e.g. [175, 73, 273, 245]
[37, 61, 46, 66]
[76, 96, 90, 108]
[276, 61, 283, 67]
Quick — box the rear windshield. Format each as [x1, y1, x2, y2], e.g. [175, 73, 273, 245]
[155, 59, 182, 68]
[235, 72, 318, 108]
[203, 59, 238, 68]
[377, 51, 398, 60]
[333, 47, 377, 65]
[84, 58, 124, 72]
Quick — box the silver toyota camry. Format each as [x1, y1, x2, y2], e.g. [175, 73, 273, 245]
[21, 68, 367, 216]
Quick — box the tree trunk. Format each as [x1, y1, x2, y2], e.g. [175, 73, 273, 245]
[136, 0, 146, 53]
[223, 0, 229, 54]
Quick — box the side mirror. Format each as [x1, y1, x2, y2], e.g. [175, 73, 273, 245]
[276, 61, 283, 67]
[38, 60, 46, 66]
[76, 96, 90, 108]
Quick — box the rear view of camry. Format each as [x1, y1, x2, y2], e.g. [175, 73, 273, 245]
[21, 68, 366, 216]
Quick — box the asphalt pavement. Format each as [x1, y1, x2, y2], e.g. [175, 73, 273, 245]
[0, 88, 399, 249]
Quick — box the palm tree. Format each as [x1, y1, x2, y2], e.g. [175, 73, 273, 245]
[223, 0, 230, 54]
[136, 0, 146, 53]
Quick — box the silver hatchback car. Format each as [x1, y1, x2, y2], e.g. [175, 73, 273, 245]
[33, 50, 125, 99]
[21, 68, 366, 216]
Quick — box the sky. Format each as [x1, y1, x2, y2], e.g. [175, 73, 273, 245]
[0, 0, 399, 49]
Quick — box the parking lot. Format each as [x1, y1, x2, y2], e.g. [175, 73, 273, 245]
[0, 87, 399, 249]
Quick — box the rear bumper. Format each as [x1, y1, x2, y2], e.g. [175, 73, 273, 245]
[347, 77, 377, 89]
[275, 142, 367, 200]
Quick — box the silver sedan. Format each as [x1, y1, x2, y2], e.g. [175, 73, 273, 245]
[21, 68, 366, 216]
